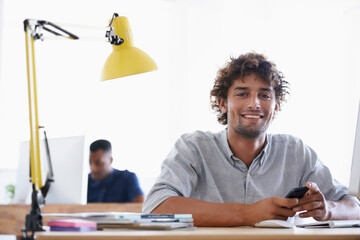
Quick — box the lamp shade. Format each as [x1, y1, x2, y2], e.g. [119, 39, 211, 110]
[101, 16, 158, 80]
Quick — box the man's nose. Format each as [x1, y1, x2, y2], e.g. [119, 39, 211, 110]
[247, 95, 260, 109]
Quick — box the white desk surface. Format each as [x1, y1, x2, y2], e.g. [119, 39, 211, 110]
[36, 226, 360, 240]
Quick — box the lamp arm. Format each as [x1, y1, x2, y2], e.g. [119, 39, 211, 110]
[24, 20, 42, 192]
[21, 17, 111, 240]
[24, 17, 124, 45]
[22, 20, 55, 240]
[24, 19, 79, 40]
[22, 21, 44, 240]
[40, 20, 79, 39]
[21, 13, 141, 239]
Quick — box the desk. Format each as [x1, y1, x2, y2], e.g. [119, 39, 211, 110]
[0, 203, 142, 237]
[35, 227, 360, 240]
[3, 204, 360, 240]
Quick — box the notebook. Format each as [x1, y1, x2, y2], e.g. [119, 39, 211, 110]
[256, 219, 360, 228]
[297, 220, 360, 228]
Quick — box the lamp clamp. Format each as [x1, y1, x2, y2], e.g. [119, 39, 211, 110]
[21, 185, 43, 240]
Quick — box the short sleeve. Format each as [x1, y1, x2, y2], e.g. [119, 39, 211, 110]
[126, 172, 144, 202]
[142, 134, 201, 213]
[300, 144, 360, 205]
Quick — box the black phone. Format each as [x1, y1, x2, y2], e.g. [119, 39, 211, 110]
[285, 187, 309, 199]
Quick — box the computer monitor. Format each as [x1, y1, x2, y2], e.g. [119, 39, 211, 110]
[349, 101, 360, 197]
[14, 135, 89, 204]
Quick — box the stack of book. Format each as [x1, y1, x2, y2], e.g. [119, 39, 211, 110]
[44, 212, 194, 230]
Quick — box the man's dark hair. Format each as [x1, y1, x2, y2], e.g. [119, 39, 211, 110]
[210, 52, 290, 125]
[90, 139, 112, 153]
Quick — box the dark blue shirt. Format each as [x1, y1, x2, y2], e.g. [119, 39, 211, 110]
[87, 169, 143, 203]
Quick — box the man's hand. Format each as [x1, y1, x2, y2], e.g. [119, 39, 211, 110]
[244, 197, 298, 226]
[293, 182, 331, 221]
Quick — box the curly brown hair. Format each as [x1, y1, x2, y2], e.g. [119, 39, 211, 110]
[210, 52, 289, 125]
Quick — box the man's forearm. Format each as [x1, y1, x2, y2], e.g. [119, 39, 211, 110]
[132, 194, 144, 203]
[151, 196, 298, 226]
[328, 199, 360, 220]
[151, 196, 247, 226]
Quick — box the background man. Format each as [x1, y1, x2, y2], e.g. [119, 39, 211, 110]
[87, 139, 144, 203]
[143, 52, 360, 226]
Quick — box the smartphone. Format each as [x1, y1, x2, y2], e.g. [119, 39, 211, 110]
[285, 187, 309, 199]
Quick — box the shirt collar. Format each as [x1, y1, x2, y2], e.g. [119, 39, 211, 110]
[220, 129, 234, 160]
[219, 129, 271, 166]
[259, 134, 271, 165]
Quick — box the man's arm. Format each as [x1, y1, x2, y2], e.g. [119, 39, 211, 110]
[293, 182, 360, 220]
[132, 194, 144, 203]
[152, 196, 298, 226]
[127, 172, 144, 203]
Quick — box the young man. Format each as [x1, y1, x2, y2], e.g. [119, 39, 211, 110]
[87, 139, 144, 203]
[143, 53, 360, 226]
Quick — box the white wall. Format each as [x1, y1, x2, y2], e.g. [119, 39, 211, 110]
[0, 0, 359, 202]
[0, 0, 4, 130]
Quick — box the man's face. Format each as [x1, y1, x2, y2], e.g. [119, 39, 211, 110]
[89, 149, 113, 181]
[219, 73, 279, 139]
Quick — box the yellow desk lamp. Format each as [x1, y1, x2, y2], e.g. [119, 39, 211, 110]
[22, 13, 157, 240]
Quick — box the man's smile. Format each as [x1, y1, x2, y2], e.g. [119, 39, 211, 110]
[242, 114, 263, 119]
[241, 111, 265, 120]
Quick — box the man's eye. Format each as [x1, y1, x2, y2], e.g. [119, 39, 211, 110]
[236, 93, 247, 97]
[261, 94, 271, 99]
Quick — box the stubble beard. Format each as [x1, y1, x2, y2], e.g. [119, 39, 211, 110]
[233, 115, 269, 139]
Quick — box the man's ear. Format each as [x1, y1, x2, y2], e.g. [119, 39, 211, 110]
[273, 102, 280, 118]
[110, 157, 113, 164]
[218, 97, 227, 114]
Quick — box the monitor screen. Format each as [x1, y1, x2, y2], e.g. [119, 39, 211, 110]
[14, 135, 89, 204]
[349, 101, 360, 197]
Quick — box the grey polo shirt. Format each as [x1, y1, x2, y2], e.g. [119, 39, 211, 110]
[143, 130, 358, 213]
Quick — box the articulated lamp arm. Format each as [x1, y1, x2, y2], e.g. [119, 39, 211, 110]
[24, 19, 78, 195]
[22, 19, 79, 240]
[21, 14, 157, 240]
[22, 13, 125, 196]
